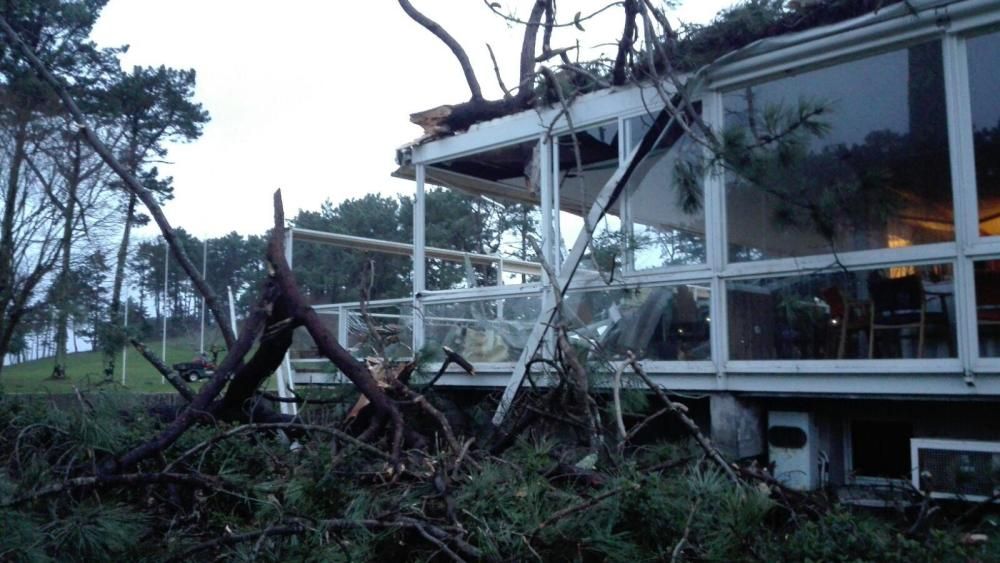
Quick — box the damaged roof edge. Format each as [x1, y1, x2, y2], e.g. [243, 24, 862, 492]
[397, 0, 982, 168]
[398, 81, 681, 166]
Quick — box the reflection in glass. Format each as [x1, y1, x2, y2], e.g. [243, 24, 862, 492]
[627, 115, 707, 270]
[423, 295, 541, 363]
[974, 260, 1000, 357]
[562, 283, 711, 361]
[727, 264, 955, 360]
[723, 42, 953, 261]
[968, 31, 1000, 237]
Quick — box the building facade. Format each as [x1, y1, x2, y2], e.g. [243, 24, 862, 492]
[284, 0, 1000, 496]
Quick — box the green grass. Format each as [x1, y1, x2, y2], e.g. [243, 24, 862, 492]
[0, 334, 221, 394]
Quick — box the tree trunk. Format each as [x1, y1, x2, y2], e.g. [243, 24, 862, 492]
[0, 120, 28, 378]
[106, 191, 137, 376]
[53, 135, 82, 379]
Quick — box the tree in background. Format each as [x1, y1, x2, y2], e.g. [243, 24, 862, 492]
[124, 231, 263, 346]
[293, 194, 411, 305]
[0, 0, 123, 376]
[101, 64, 209, 377]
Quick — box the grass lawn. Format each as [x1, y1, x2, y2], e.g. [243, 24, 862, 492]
[1, 334, 222, 394]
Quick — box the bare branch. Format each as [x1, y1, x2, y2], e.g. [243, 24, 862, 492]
[486, 43, 513, 99]
[267, 190, 408, 463]
[129, 339, 195, 402]
[483, 0, 624, 29]
[1, 471, 233, 508]
[398, 0, 484, 101]
[626, 352, 740, 483]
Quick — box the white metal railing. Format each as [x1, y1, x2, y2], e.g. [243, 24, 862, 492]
[292, 227, 542, 277]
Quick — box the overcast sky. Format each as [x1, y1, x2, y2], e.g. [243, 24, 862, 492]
[89, 1, 732, 240]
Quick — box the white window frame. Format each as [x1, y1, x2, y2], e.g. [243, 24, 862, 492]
[295, 0, 1000, 394]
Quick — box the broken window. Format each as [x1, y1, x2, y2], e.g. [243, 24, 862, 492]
[422, 295, 542, 363]
[561, 283, 711, 361]
[626, 113, 707, 271]
[556, 122, 625, 277]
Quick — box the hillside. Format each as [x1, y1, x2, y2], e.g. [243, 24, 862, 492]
[1, 337, 213, 394]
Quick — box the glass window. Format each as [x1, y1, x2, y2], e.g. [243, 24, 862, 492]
[973, 260, 1000, 357]
[562, 283, 711, 361]
[727, 263, 955, 360]
[968, 30, 1000, 237]
[724, 42, 953, 262]
[626, 114, 707, 270]
[423, 295, 541, 363]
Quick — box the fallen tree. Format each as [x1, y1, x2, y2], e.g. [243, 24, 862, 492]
[1, 3, 998, 561]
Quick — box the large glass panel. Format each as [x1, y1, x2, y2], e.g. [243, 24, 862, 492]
[423, 294, 542, 363]
[627, 114, 707, 270]
[557, 122, 625, 277]
[724, 42, 953, 261]
[973, 260, 1000, 357]
[968, 30, 1000, 237]
[728, 263, 955, 360]
[563, 283, 711, 361]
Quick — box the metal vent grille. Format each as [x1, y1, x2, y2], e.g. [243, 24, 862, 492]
[911, 439, 1000, 501]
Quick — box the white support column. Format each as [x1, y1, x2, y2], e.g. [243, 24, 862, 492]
[703, 93, 729, 388]
[539, 137, 554, 284]
[620, 116, 635, 274]
[496, 254, 505, 319]
[539, 136, 556, 359]
[550, 137, 562, 276]
[278, 227, 297, 415]
[413, 164, 427, 353]
[338, 305, 349, 346]
[943, 33, 980, 379]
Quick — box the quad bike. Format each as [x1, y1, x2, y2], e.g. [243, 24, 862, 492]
[173, 345, 223, 382]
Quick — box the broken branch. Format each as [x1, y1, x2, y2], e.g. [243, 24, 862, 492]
[626, 352, 740, 483]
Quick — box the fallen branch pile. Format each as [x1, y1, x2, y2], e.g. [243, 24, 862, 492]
[0, 6, 997, 562]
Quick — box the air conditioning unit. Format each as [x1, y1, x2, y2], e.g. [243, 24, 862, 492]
[768, 411, 819, 491]
[910, 438, 1000, 502]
